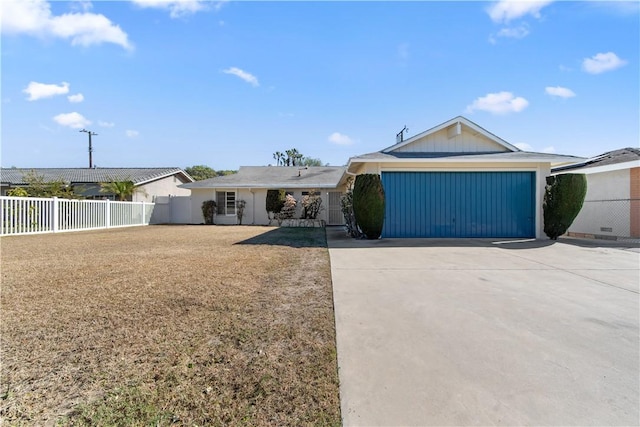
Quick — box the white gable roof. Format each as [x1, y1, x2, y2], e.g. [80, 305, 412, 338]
[382, 116, 520, 154]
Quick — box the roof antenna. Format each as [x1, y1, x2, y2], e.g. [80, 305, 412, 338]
[396, 125, 408, 143]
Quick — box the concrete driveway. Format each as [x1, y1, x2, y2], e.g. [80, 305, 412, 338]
[327, 228, 640, 426]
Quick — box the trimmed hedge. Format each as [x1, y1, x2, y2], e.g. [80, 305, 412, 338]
[266, 189, 285, 216]
[352, 174, 385, 239]
[543, 173, 587, 240]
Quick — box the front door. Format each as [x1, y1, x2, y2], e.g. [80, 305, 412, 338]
[328, 192, 343, 225]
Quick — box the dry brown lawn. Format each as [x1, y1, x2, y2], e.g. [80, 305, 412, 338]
[0, 225, 340, 426]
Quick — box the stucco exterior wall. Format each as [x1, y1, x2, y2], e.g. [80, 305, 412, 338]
[188, 189, 215, 224]
[350, 161, 550, 239]
[568, 169, 631, 238]
[187, 187, 343, 226]
[134, 175, 192, 202]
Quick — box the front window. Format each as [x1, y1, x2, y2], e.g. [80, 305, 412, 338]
[216, 191, 236, 215]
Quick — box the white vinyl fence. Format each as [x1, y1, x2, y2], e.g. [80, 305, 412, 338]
[0, 196, 154, 236]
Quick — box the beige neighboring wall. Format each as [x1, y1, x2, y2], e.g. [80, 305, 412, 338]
[632, 167, 640, 237]
[134, 174, 192, 202]
[568, 169, 632, 238]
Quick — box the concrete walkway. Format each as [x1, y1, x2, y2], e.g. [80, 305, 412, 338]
[326, 227, 640, 426]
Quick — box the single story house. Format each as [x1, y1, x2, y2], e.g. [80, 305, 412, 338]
[180, 166, 348, 225]
[346, 116, 583, 239]
[0, 167, 193, 202]
[552, 147, 640, 240]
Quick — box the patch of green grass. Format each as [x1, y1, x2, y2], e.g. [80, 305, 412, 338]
[236, 227, 327, 248]
[64, 385, 172, 426]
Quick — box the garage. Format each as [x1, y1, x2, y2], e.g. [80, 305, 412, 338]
[381, 171, 535, 238]
[346, 117, 583, 239]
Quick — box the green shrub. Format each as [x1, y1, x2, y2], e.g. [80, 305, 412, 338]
[6, 187, 29, 197]
[543, 173, 587, 240]
[201, 200, 217, 224]
[352, 174, 385, 239]
[266, 189, 286, 224]
[340, 177, 362, 238]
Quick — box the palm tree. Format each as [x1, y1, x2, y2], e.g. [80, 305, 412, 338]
[100, 180, 145, 201]
[273, 151, 285, 166]
[285, 148, 303, 166]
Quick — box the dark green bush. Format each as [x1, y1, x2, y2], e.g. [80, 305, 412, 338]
[341, 177, 362, 238]
[352, 174, 385, 239]
[543, 173, 587, 240]
[266, 190, 285, 215]
[201, 200, 217, 224]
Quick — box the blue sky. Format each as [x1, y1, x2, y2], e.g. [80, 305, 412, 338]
[1, 1, 638, 170]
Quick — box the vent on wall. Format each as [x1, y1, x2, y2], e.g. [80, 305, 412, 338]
[600, 227, 613, 232]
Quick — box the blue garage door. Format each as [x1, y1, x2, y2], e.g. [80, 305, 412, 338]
[382, 171, 535, 238]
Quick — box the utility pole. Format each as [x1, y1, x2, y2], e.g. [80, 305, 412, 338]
[79, 129, 98, 168]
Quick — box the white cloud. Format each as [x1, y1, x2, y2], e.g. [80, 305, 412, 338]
[496, 25, 529, 39]
[213, 0, 229, 12]
[131, 0, 227, 18]
[465, 91, 529, 115]
[487, 0, 554, 23]
[514, 142, 555, 153]
[328, 132, 354, 145]
[514, 142, 532, 151]
[23, 81, 69, 101]
[222, 67, 259, 87]
[53, 112, 90, 128]
[1, 0, 133, 50]
[69, 1, 93, 13]
[98, 120, 115, 127]
[545, 86, 576, 98]
[67, 93, 84, 103]
[126, 129, 139, 138]
[541, 146, 556, 154]
[582, 52, 627, 74]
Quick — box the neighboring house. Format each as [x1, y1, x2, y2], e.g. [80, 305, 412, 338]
[0, 167, 194, 202]
[552, 147, 640, 240]
[180, 166, 348, 225]
[347, 116, 583, 239]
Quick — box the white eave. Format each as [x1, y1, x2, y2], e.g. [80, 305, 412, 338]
[135, 169, 194, 186]
[347, 152, 584, 173]
[552, 159, 640, 175]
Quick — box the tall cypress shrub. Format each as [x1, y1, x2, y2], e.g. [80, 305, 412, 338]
[543, 173, 587, 240]
[266, 189, 285, 224]
[352, 174, 385, 239]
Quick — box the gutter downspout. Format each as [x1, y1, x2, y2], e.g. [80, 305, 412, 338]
[250, 189, 255, 225]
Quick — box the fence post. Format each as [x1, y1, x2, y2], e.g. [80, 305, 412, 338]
[52, 197, 59, 233]
[105, 199, 111, 229]
[141, 202, 146, 225]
